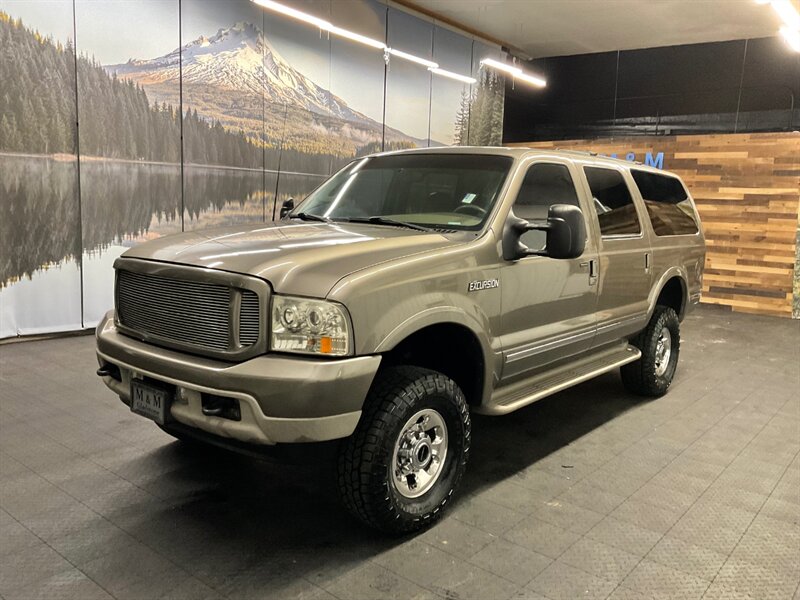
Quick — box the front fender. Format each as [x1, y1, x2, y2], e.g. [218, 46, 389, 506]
[328, 234, 504, 406]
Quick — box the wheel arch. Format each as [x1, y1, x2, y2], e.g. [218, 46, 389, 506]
[649, 268, 689, 320]
[375, 312, 493, 408]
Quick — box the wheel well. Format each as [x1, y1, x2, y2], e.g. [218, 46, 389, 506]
[656, 277, 686, 318]
[382, 324, 485, 407]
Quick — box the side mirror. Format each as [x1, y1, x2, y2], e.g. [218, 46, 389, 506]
[279, 197, 295, 219]
[503, 204, 586, 261]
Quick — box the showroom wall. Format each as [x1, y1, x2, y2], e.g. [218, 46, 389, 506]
[506, 35, 800, 319]
[0, 0, 506, 339]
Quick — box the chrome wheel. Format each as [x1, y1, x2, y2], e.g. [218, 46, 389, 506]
[654, 326, 672, 377]
[391, 409, 448, 499]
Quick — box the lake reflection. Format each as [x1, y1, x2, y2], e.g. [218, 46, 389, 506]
[1, 154, 327, 335]
[1, 154, 327, 287]
[1, 155, 81, 287]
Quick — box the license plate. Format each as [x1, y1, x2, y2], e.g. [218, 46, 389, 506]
[130, 380, 170, 425]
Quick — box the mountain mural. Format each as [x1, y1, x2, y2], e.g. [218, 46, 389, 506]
[106, 22, 425, 156]
[1, 4, 507, 337]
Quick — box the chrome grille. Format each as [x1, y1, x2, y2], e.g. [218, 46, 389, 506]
[115, 266, 266, 358]
[239, 290, 260, 346]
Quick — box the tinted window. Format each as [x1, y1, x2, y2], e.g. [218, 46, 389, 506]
[514, 163, 580, 248]
[632, 170, 699, 236]
[584, 167, 641, 236]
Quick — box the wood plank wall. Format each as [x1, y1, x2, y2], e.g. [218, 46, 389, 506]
[509, 133, 800, 318]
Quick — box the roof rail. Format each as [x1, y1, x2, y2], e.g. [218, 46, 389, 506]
[555, 148, 598, 156]
[554, 148, 649, 166]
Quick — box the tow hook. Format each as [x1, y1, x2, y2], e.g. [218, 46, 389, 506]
[96, 364, 121, 381]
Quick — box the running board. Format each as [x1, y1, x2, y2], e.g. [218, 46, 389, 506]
[479, 344, 641, 416]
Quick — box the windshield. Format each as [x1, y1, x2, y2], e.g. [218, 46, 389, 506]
[293, 154, 514, 231]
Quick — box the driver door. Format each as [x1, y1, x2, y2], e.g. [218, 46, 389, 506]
[499, 159, 599, 380]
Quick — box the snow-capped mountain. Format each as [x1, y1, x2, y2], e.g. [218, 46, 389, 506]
[107, 21, 373, 125]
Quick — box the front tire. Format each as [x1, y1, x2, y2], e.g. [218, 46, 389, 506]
[337, 366, 471, 534]
[621, 305, 681, 397]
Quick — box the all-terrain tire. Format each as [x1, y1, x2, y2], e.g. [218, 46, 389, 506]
[621, 305, 681, 397]
[337, 366, 471, 534]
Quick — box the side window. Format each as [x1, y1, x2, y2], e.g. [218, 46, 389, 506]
[514, 163, 580, 249]
[584, 167, 641, 237]
[631, 170, 699, 236]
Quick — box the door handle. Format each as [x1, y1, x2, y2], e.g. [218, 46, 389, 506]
[644, 252, 651, 273]
[580, 259, 598, 284]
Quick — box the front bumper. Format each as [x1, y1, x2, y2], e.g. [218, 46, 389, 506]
[95, 311, 381, 445]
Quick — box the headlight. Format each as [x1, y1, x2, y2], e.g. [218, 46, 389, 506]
[270, 295, 351, 356]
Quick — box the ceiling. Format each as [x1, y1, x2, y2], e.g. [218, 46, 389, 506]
[403, 0, 791, 59]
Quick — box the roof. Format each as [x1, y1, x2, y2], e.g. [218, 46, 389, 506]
[371, 145, 671, 176]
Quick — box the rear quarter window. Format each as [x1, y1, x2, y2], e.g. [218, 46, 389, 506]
[631, 170, 699, 236]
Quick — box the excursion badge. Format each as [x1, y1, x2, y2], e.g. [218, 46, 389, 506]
[468, 279, 499, 292]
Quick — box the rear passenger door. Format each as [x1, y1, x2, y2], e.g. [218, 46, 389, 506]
[581, 165, 653, 347]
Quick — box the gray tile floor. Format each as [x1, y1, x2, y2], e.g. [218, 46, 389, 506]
[1, 305, 798, 600]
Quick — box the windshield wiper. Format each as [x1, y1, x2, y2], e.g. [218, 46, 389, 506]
[346, 216, 431, 232]
[291, 212, 331, 223]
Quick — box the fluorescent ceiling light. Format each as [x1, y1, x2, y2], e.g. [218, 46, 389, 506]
[780, 25, 800, 51]
[771, 0, 800, 29]
[387, 48, 438, 69]
[250, 0, 331, 30]
[515, 71, 547, 87]
[250, 0, 540, 86]
[428, 67, 476, 84]
[252, 0, 385, 51]
[328, 26, 385, 50]
[480, 57, 522, 76]
[480, 57, 546, 88]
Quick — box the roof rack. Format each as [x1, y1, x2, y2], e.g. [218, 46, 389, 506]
[555, 148, 598, 156]
[553, 148, 646, 166]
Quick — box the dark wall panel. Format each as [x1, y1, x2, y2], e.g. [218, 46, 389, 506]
[741, 36, 800, 93]
[528, 51, 618, 105]
[615, 40, 745, 100]
[505, 36, 800, 142]
[505, 51, 617, 141]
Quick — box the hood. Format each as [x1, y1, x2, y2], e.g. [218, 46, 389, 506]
[121, 221, 459, 297]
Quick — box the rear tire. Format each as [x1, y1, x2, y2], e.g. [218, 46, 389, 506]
[337, 366, 471, 534]
[621, 305, 680, 397]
